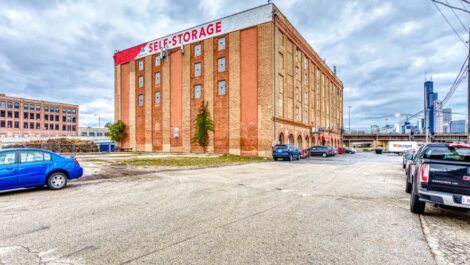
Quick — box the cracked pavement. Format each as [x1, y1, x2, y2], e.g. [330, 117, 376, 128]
[0, 153, 467, 264]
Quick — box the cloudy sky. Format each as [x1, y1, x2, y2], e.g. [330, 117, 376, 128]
[0, 0, 468, 130]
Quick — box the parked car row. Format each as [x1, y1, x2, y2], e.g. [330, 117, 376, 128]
[402, 143, 470, 214]
[272, 145, 356, 161]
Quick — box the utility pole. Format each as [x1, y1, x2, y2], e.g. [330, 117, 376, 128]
[468, 26, 470, 143]
[425, 81, 429, 143]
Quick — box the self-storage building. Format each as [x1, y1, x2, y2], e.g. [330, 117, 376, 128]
[114, 4, 343, 157]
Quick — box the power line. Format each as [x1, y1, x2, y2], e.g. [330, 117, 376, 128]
[432, 0, 470, 13]
[442, 55, 469, 104]
[460, 0, 470, 11]
[445, 0, 469, 33]
[432, 0, 469, 47]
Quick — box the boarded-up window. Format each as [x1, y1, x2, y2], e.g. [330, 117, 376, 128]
[155, 72, 161, 85]
[194, 63, 201, 77]
[217, 80, 226, 96]
[218, 57, 226, 72]
[154, 92, 161, 105]
[194, 84, 202, 99]
[195, 44, 202, 56]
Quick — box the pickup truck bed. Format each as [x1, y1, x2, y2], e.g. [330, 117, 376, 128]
[408, 143, 470, 214]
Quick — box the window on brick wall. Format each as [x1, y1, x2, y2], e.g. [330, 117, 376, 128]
[14, 121, 19, 128]
[217, 80, 226, 96]
[155, 56, 161, 66]
[194, 84, 202, 99]
[0, 121, 5, 127]
[138, 94, 144, 106]
[24, 104, 28, 110]
[218, 37, 226, 51]
[0, 110, 5, 117]
[24, 122, 28, 129]
[138, 76, 144, 88]
[0, 101, 4, 108]
[217, 57, 226, 72]
[194, 44, 202, 56]
[14, 112, 19, 119]
[154, 91, 161, 104]
[138, 60, 144, 71]
[194, 63, 201, 77]
[7, 102, 12, 108]
[155, 72, 161, 85]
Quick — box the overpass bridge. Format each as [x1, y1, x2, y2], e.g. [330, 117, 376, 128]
[343, 133, 467, 148]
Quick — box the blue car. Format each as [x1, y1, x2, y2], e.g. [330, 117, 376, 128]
[272, 144, 301, 161]
[0, 148, 83, 191]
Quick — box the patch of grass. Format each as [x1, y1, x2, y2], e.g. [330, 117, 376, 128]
[116, 154, 267, 168]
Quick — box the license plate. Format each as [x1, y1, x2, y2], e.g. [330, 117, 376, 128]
[462, 196, 470, 205]
[277, 150, 282, 152]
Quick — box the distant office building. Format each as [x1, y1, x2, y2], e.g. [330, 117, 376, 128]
[425, 80, 437, 134]
[443, 108, 452, 124]
[79, 127, 108, 137]
[0, 93, 79, 138]
[450, 120, 466, 134]
[443, 123, 450, 133]
[418, 118, 425, 134]
[402, 121, 411, 134]
[371, 125, 379, 134]
[434, 101, 443, 133]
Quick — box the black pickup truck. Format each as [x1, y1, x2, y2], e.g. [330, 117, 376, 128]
[406, 143, 470, 214]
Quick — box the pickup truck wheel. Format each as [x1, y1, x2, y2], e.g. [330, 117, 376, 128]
[322, 153, 327, 157]
[47, 172, 68, 190]
[273, 157, 278, 161]
[405, 179, 411, 194]
[410, 189, 425, 214]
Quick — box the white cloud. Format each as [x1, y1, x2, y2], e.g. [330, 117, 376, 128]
[0, 0, 467, 130]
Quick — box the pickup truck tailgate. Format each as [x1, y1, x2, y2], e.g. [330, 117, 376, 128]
[429, 161, 470, 195]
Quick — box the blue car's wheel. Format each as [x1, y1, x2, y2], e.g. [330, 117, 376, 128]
[288, 154, 293, 161]
[47, 172, 68, 190]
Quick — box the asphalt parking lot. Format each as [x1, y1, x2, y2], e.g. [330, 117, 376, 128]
[0, 152, 468, 265]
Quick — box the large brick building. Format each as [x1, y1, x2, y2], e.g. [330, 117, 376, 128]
[0, 94, 79, 138]
[114, 4, 343, 157]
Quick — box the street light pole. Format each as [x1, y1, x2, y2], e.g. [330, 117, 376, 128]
[94, 114, 101, 128]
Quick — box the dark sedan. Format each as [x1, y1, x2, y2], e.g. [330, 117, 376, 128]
[309, 146, 336, 157]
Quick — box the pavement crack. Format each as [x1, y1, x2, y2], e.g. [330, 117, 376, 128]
[2, 226, 49, 240]
[119, 203, 283, 265]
